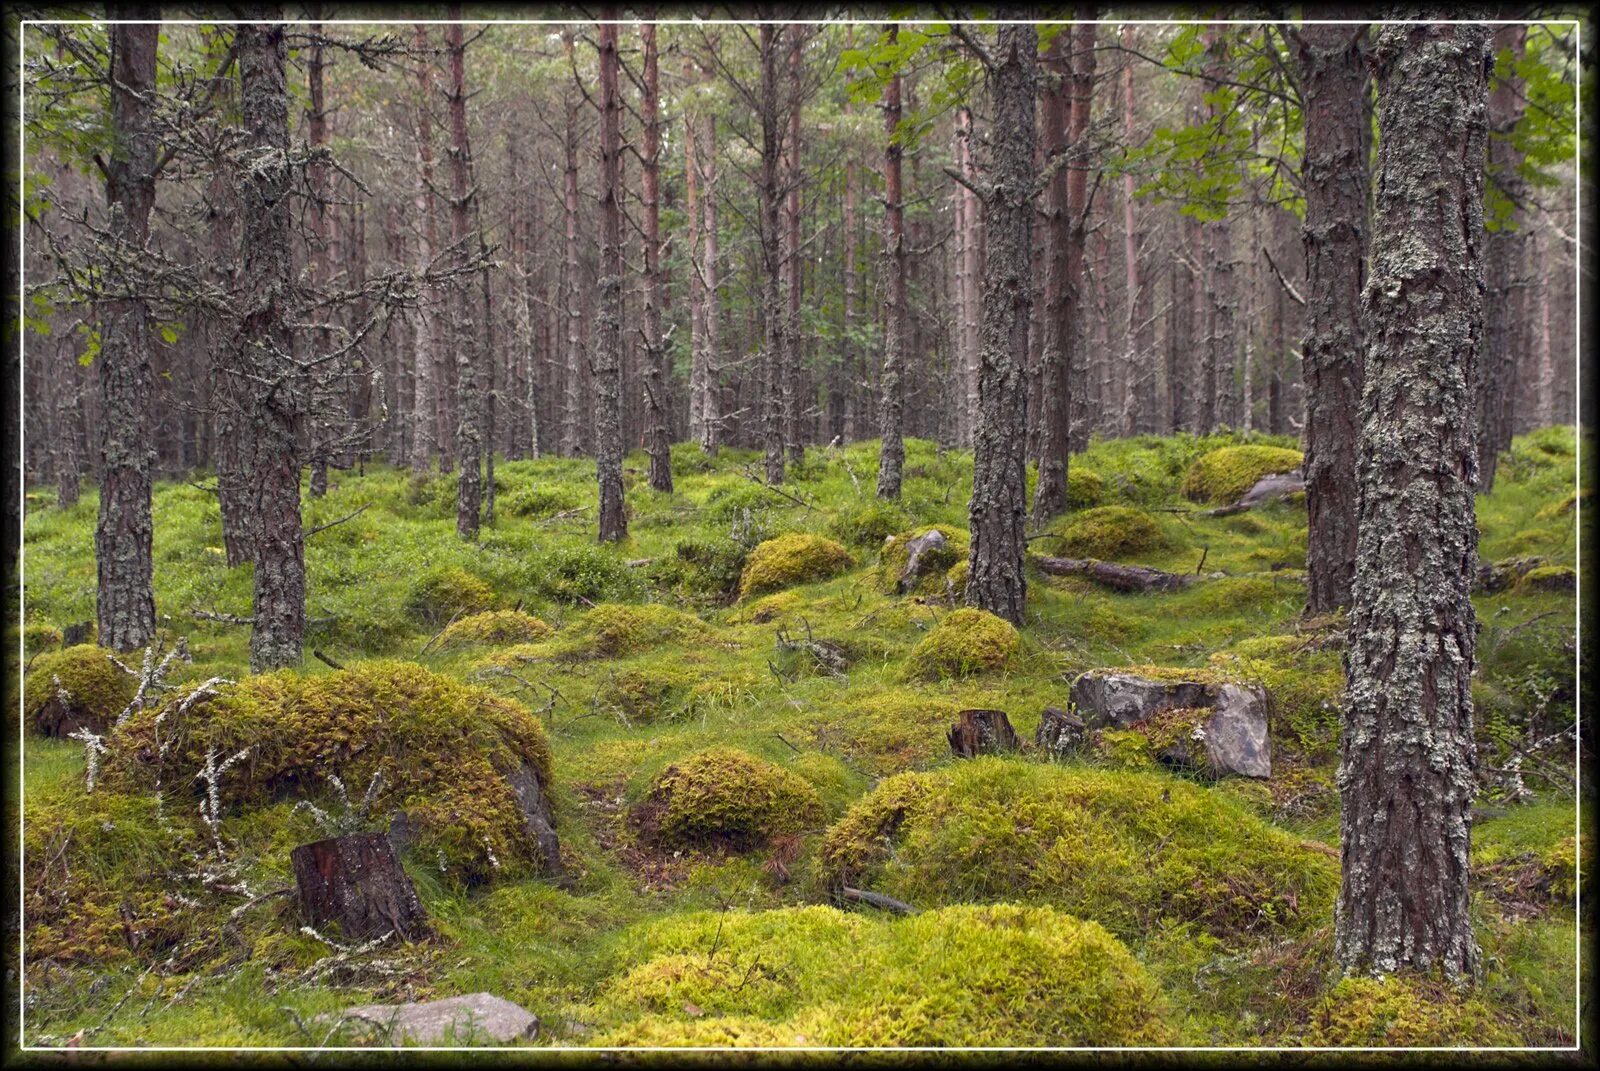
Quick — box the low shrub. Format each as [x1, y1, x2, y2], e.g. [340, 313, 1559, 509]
[902, 608, 1019, 680]
[406, 567, 496, 626]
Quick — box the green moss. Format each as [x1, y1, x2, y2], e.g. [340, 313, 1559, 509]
[826, 500, 911, 547]
[1067, 466, 1106, 509]
[738, 533, 853, 598]
[436, 609, 553, 648]
[1305, 976, 1515, 1046]
[820, 759, 1337, 940]
[1515, 564, 1576, 594]
[24, 644, 137, 737]
[811, 688, 966, 774]
[405, 566, 496, 626]
[499, 484, 580, 519]
[902, 608, 1019, 680]
[105, 661, 554, 883]
[1210, 635, 1343, 758]
[596, 903, 1172, 1046]
[1534, 489, 1584, 520]
[878, 524, 967, 594]
[1181, 445, 1304, 504]
[634, 747, 823, 849]
[1174, 575, 1290, 616]
[551, 602, 714, 659]
[946, 559, 969, 595]
[1058, 506, 1167, 560]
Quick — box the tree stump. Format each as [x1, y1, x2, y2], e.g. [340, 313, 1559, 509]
[948, 709, 1020, 758]
[291, 832, 428, 942]
[1035, 706, 1087, 758]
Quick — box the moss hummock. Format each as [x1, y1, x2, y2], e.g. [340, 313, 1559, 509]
[1058, 506, 1168, 560]
[24, 644, 137, 737]
[633, 747, 823, 849]
[1182, 445, 1304, 504]
[738, 533, 853, 598]
[878, 524, 967, 594]
[902, 608, 1019, 680]
[406, 566, 497, 625]
[1305, 976, 1515, 1046]
[551, 602, 714, 659]
[436, 609, 553, 648]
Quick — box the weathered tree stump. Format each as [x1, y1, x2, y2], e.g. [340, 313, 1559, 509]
[1035, 706, 1087, 758]
[1033, 555, 1194, 593]
[291, 832, 428, 942]
[948, 708, 1020, 758]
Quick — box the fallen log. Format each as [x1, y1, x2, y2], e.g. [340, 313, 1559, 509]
[1032, 555, 1194, 593]
[841, 886, 919, 916]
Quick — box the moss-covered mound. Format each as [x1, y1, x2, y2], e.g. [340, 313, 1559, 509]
[1516, 564, 1576, 594]
[903, 608, 1019, 680]
[827, 500, 911, 548]
[633, 747, 822, 849]
[406, 566, 496, 625]
[595, 903, 1172, 1046]
[1304, 976, 1514, 1046]
[1182, 445, 1304, 504]
[436, 609, 553, 648]
[551, 602, 714, 659]
[879, 524, 968, 595]
[738, 533, 853, 598]
[1059, 506, 1168, 560]
[1067, 467, 1106, 509]
[24, 644, 137, 737]
[820, 759, 1337, 940]
[105, 661, 555, 882]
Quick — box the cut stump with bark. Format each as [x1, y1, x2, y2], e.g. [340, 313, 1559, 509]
[291, 832, 429, 942]
[948, 708, 1021, 758]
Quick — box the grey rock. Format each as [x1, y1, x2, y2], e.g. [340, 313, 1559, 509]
[1070, 670, 1272, 779]
[324, 993, 539, 1046]
[1238, 469, 1305, 507]
[508, 762, 563, 876]
[1199, 684, 1272, 779]
[1069, 671, 1212, 730]
[896, 528, 949, 593]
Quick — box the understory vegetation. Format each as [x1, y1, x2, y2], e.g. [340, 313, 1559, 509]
[15, 428, 1586, 1047]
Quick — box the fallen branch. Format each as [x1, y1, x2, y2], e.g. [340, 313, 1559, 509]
[304, 503, 371, 539]
[1033, 555, 1195, 593]
[841, 887, 918, 916]
[313, 649, 346, 671]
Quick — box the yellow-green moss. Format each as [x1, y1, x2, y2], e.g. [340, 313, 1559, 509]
[405, 566, 496, 625]
[1059, 506, 1167, 560]
[1515, 565, 1576, 594]
[23, 644, 137, 737]
[551, 602, 714, 659]
[436, 609, 553, 648]
[726, 590, 803, 624]
[1305, 976, 1515, 1046]
[1535, 489, 1584, 520]
[1067, 466, 1106, 509]
[1210, 636, 1343, 758]
[820, 759, 1337, 940]
[902, 608, 1019, 680]
[878, 525, 967, 594]
[1175, 575, 1289, 615]
[946, 559, 970, 595]
[21, 621, 63, 657]
[738, 533, 853, 598]
[106, 661, 554, 883]
[1182, 445, 1304, 504]
[634, 747, 823, 849]
[595, 903, 1172, 1046]
[826, 500, 911, 547]
[811, 688, 966, 774]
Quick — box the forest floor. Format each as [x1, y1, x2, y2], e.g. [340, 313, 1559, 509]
[13, 427, 1588, 1049]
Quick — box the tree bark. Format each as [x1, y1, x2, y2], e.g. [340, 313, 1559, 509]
[95, 16, 159, 652]
[641, 20, 673, 492]
[1120, 26, 1154, 436]
[1337, 21, 1489, 982]
[1296, 22, 1370, 615]
[783, 25, 806, 468]
[966, 22, 1037, 626]
[594, 16, 627, 542]
[305, 10, 332, 500]
[876, 24, 907, 500]
[291, 832, 428, 943]
[1031, 29, 1073, 521]
[409, 23, 439, 478]
[758, 24, 787, 485]
[560, 31, 583, 459]
[444, 14, 482, 539]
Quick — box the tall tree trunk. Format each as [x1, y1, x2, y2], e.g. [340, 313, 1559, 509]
[967, 22, 1037, 626]
[1031, 31, 1072, 521]
[1477, 24, 1528, 492]
[444, 14, 481, 539]
[1337, 21, 1490, 982]
[1296, 22, 1370, 615]
[409, 23, 439, 478]
[956, 105, 982, 446]
[758, 24, 787, 485]
[594, 16, 627, 541]
[842, 107, 861, 444]
[641, 20, 672, 492]
[699, 107, 722, 456]
[876, 24, 907, 499]
[234, 17, 304, 671]
[560, 31, 583, 459]
[1120, 26, 1153, 437]
[306, 8, 331, 499]
[783, 25, 806, 468]
[96, 16, 159, 651]
[684, 57, 707, 450]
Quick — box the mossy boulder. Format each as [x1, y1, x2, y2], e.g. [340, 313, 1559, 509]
[902, 608, 1019, 680]
[596, 903, 1172, 1046]
[105, 661, 557, 883]
[1515, 565, 1576, 594]
[879, 525, 967, 595]
[946, 559, 970, 596]
[1210, 635, 1343, 759]
[24, 644, 137, 737]
[738, 533, 853, 598]
[1182, 445, 1304, 504]
[633, 747, 823, 850]
[436, 609, 552, 649]
[551, 602, 714, 659]
[820, 759, 1337, 940]
[1305, 976, 1514, 1046]
[1058, 506, 1167, 560]
[406, 566, 496, 626]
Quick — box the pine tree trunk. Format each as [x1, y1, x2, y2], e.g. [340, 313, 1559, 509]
[967, 22, 1037, 627]
[641, 21, 672, 492]
[594, 16, 627, 542]
[699, 109, 722, 456]
[1337, 21, 1489, 982]
[410, 23, 438, 478]
[560, 32, 583, 460]
[956, 105, 982, 446]
[95, 18, 159, 652]
[305, 9, 331, 500]
[1296, 22, 1370, 615]
[444, 15, 482, 539]
[759, 25, 787, 485]
[876, 24, 907, 500]
[1120, 26, 1153, 437]
[842, 109, 860, 444]
[684, 58, 707, 450]
[783, 26, 806, 469]
[1031, 31, 1072, 522]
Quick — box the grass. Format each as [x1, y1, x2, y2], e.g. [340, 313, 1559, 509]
[14, 427, 1586, 1048]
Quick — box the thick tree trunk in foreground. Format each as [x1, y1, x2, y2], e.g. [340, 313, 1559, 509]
[594, 18, 627, 542]
[445, 15, 482, 539]
[876, 24, 906, 500]
[95, 17, 159, 652]
[235, 18, 305, 672]
[1337, 21, 1489, 982]
[967, 22, 1037, 626]
[1295, 22, 1369, 615]
[641, 21, 672, 493]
